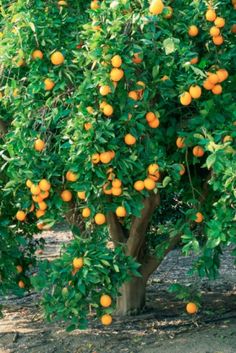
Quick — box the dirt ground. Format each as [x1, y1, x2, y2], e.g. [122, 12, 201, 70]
[0, 227, 235, 353]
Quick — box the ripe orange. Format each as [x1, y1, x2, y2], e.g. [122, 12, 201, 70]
[100, 152, 112, 164]
[148, 163, 159, 175]
[94, 213, 106, 225]
[30, 184, 41, 195]
[111, 55, 122, 68]
[203, 79, 214, 90]
[205, 9, 216, 22]
[128, 91, 139, 100]
[84, 122, 92, 131]
[188, 25, 199, 37]
[216, 69, 228, 82]
[32, 49, 43, 60]
[223, 135, 233, 143]
[144, 178, 156, 190]
[186, 302, 198, 315]
[61, 190, 72, 202]
[90, 0, 100, 10]
[212, 35, 224, 45]
[92, 153, 100, 164]
[73, 257, 83, 269]
[207, 73, 219, 85]
[34, 139, 45, 152]
[38, 201, 47, 211]
[77, 191, 86, 200]
[112, 179, 122, 188]
[32, 194, 43, 203]
[110, 68, 124, 82]
[148, 171, 160, 182]
[132, 53, 142, 64]
[44, 78, 55, 91]
[180, 92, 192, 106]
[16, 265, 23, 273]
[100, 295, 112, 307]
[103, 183, 112, 195]
[100, 101, 107, 110]
[109, 150, 115, 159]
[99, 85, 111, 96]
[192, 146, 204, 158]
[18, 280, 25, 289]
[176, 137, 185, 149]
[212, 84, 222, 95]
[26, 179, 33, 188]
[16, 210, 26, 222]
[146, 112, 156, 123]
[124, 134, 136, 145]
[50, 51, 64, 65]
[103, 104, 114, 117]
[16, 58, 25, 67]
[210, 26, 220, 37]
[214, 17, 225, 28]
[39, 179, 51, 191]
[112, 187, 122, 196]
[134, 180, 145, 191]
[36, 209, 45, 218]
[148, 118, 160, 128]
[190, 57, 199, 65]
[149, 0, 164, 15]
[40, 191, 49, 199]
[66, 171, 78, 182]
[82, 207, 91, 218]
[101, 314, 112, 326]
[179, 164, 186, 176]
[116, 206, 126, 217]
[189, 85, 202, 99]
[195, 212, 204, 223]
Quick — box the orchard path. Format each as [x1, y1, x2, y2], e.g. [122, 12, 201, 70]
[0, 226, 236, 353]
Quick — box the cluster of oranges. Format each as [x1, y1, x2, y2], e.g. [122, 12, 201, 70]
[205, 8, 225, 46]
[92, 151, 115, 165]
[103, 174, 123, 197]
[176, 137, 205, 159]
[145, 112, 160, 129]
[134, 164, 160, 192]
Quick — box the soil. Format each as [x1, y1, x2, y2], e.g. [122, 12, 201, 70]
[0, 226, 236, 353]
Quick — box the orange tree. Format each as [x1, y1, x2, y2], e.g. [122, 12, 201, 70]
[0, 0, 236, 328]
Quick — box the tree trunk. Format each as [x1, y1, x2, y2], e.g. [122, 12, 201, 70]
[116, 276, 146, 316]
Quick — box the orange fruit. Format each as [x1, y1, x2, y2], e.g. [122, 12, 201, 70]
[30, 184, 41, 195]
[109, 150, 115, 159]
[77, 191, 86, 200]
[231, 24, 236, 33]
[61, 190, 72, 202]
[146, 112, 156, 123]
[86, 106, 94, 114]
[103, 183, 112, 195]
[203, 79, 214, 90]
[116, 206, 126, 217]
[34, 139, 45, 151]
[44, 78, 55, 91]
[101, 314, 112, 326]
[90, 0, 100, 10]
[223, 135, 233, 143]
[100, 294, 112, 307]
[128, 91, 139, 100]
[112, 187, 122, 196]
[50, 51, 64, 65]
[29, 203, 35, 212]
[32, 194, 43, 203]
[99, 85, 111, 96]
[124, 134, 136, 145]
[111, 55, 122, 68]
[144, 178, 156, 190]
[205, 9, 216, 22]
[94, 213, 106, 225]
[110, 68, 124, 82]
[26, 179, 33, 188]
[195, 212, 204, 223]
[92, 153, 100, 164]
[149, 0, 164, 15]
[207, 73, 219, 85]
[107, 172, 116, 181]
[148, 164, 159, 175]
[176, 137, 185, 149]
[134, 180, 145, 191]
[84, 122, 92, 131]
[132, 53, 142, 64]
[16, 265, 23, 273]
[82, 207, 91, 218]
[39, 179, 51, 191]
[73, 257, 83, 269]
[210, 26, 220, 37]
[216, 69, 228, 82]
[188, 25, 199, 37]
[100, 101, 107, 110]
[189, 85, 202, 99]
[16, 210, 26, 221]
[212, 35, 224, 45]
[32, 49, 43, 60]
[16, 58, 25, 67]
[40, 191, 49, 199]
[112, 179, 122, 188]
[214, 17, 225, 28]
[36, 209, 45, 218]
[66, 171, 78, 182]
[192, 146, 204, 157]
[148, 118, 160, 128]
[164, 6, 173, 19]
[38, 201, 47, 211]
[100, 152, 112, 164]
[186, 302, 198, 315]
[18, 280, 25, 289]
[148, 171, 160, 182]
[180, 92, 192, 106]
[103, 104, 114, 117]
[161, 75, 169, 81]
[179, 164, 186, 176]
[212, 84, 222, 95]
[190, 57, 199, 65]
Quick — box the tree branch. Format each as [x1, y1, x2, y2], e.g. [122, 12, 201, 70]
[126, 193, 160, 258]
[106, 211, 126, 244]
[0, 120, 7, 137]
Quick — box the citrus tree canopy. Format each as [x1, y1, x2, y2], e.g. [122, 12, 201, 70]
[0, 0, 235, 329]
